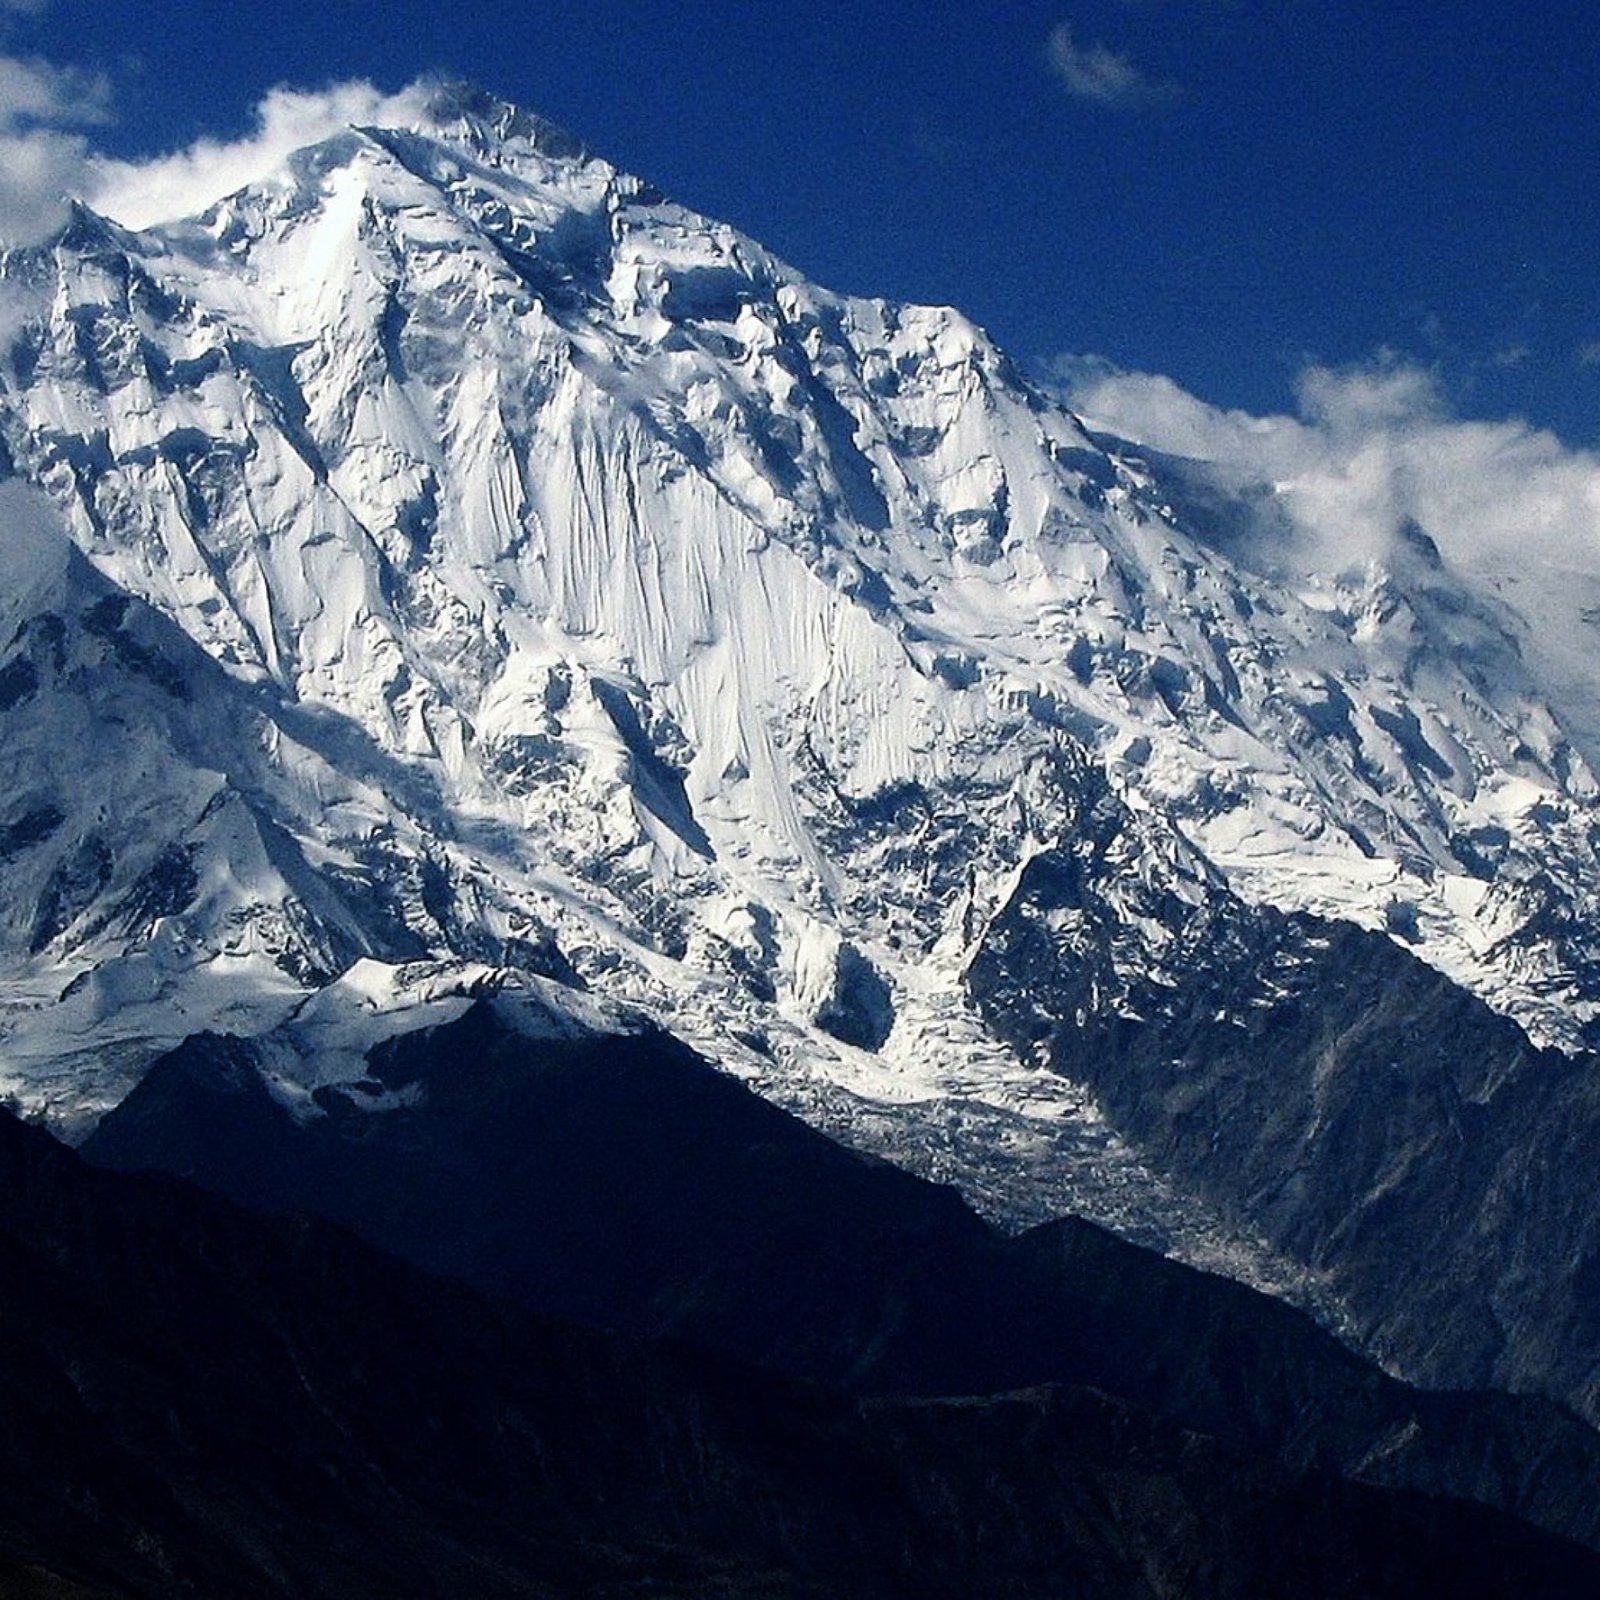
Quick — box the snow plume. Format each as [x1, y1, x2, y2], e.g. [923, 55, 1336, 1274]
[0, 55, 110, 243]
[87, 80, 434, 231]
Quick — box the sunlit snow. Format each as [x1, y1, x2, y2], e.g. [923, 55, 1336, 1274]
[0, 88, 1596, 1300]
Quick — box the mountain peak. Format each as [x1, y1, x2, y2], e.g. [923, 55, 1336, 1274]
[408, 79, 592, 167]
[45, 195, 145, 255]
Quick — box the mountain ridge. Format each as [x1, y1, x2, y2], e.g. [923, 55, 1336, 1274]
[2, 83, 1600, 1419]
[79, 995, 1600, 1563]
[17, 1088, 1600, 1598]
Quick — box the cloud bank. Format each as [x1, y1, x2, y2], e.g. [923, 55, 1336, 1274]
[1057, 355, 1600, 580]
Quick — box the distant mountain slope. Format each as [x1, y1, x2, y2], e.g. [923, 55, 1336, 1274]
[965, 759, 1600, 1419]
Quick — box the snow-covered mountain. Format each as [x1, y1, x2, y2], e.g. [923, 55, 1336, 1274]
[4, 85, 1600, 1408]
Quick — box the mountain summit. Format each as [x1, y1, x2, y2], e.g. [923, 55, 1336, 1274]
[2, 89, 1600, 1414]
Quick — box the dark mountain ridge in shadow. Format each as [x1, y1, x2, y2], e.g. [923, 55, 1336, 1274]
[84, 1000, 1600, 1558]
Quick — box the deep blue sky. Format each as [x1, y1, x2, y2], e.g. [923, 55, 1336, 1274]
[12, 0, 1600, 443]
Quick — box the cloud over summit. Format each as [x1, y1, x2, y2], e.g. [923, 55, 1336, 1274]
[0, 56, 429, 244]
[87, 80, 432, 230]
[0, 53, 111, 242]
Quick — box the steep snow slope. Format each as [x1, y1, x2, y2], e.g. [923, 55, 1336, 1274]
[2, 87, 1599, 1300]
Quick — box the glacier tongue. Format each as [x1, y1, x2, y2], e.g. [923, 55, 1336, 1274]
[1, 83, 1599, 1254]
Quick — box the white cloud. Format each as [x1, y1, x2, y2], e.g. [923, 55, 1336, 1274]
[1046, 22, 1173, 107]
[1058, 355, 1600, 577]
[0, 67, 435, 245]
[0, 123, 88, 240]
[0, 54, 111, 243]
[86, 79, 434, 231]
[0, 54, 110, 126]
[0, 54, 108, 127]
[1055, 353, 1600, 756]
[1057, 355, 1600, 576]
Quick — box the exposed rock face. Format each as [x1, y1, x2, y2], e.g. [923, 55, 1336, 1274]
[964, 771, 1600, 1418]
